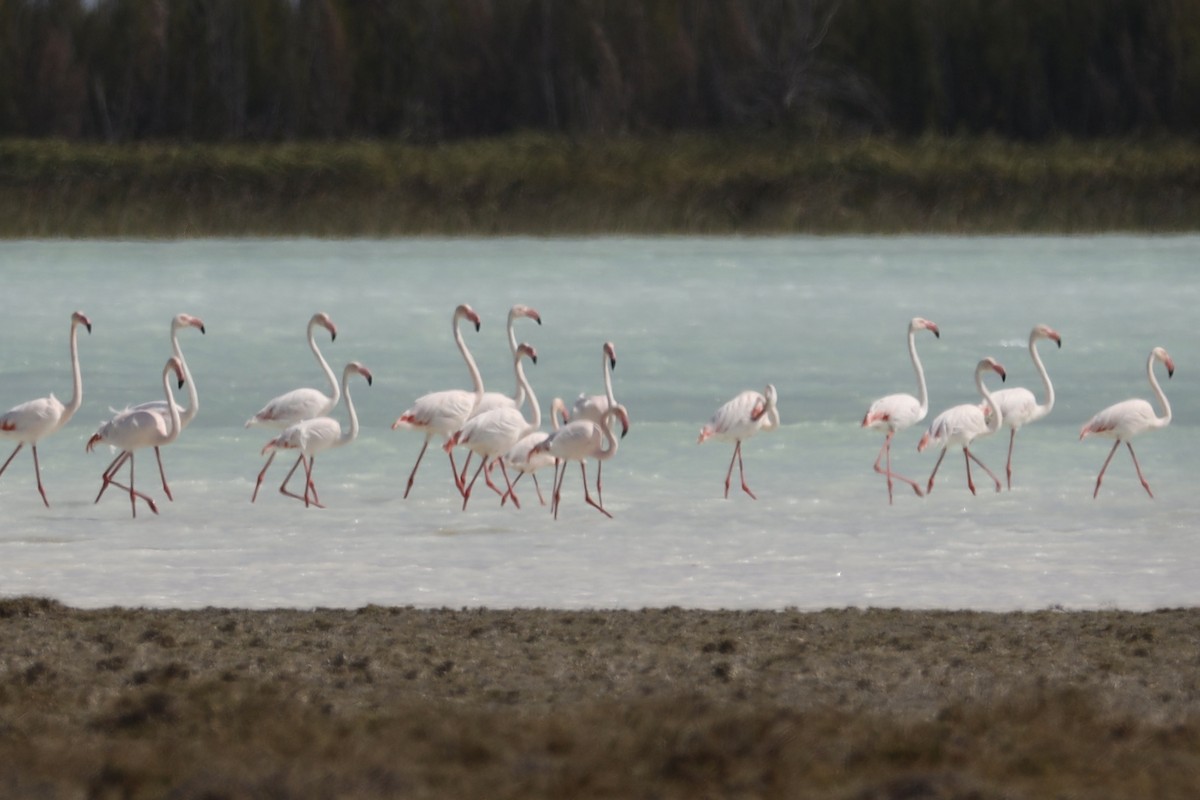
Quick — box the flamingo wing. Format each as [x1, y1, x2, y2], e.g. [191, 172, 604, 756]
[985, 387, 1037, 428]
[1080, 399, 1157, 440]
[396, 389, 477, 435]
[247, 388, 333, 428]
[862, 392, 921, 431]
[0, 395, 66, 440]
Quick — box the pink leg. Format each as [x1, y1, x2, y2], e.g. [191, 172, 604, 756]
[501, 471, 534, 507]
[965, 448, 1002, 493]
[458, 452, 474, 492]
[1126, 442, 1154, 499]
[530, 473, 546, 506]
[101, 453, 159, 518]
[252, 450, 277, 502]
[1093, 440, 1121, 499]
[734, 441, 757, 500]
[154, 446, 173, 501]
[403, 438, 431, 499]
[0, 443, 23, 480]
[872, 432, 923, 503]
[461, 459, 489, 509]
[31, 445, 49, 507]
[722, 443, 740, 499]
[1005, 428, 1017, 490]
[496, 460, 520, 510]
[447, 449, 466, 497]
[278, 454, 316, 506]
[303, 455, 325, 508]
[97, 451, 130, 503]
[595, 461, 604, 507]
[551, 459, 567, 519]
[926, 448, 948, 494]
[581, 462, 612, 518]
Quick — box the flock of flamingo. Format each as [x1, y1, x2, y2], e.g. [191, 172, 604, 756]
[0, 308, 1176, 519]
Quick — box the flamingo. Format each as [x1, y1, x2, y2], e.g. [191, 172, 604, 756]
[571, 341, 625, 504]
[918, 357, 1007, 495]
[861, 317, 940, 503]
[698, 384, 780, 499]
[501, 397, 570, 506]
[96, 313, 205, 504]
[982, 324, 1061, 489]
[392, 304, 484, 498]
[532, 403, 631, 520]
[444, 343, 540, 509]
[457, 304, 542, 485]
[260, 362, 373, 508]
[86, 357, 186, 518]
[1080, 346, 1174, 499]
[246, 312, 339, 502]
[0, 310, 91, 507]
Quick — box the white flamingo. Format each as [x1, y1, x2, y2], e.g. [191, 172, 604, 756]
[532, 403, 631, 520]
[918, 357, 1007, 495]
[982, 324, 1061, 489]
[571, 341, 626, 504]
[1080, 346, 1174, 499]
[0, 310, 91, 507]
[260, 362, 373, 508]
[246, 312, 339, 502]
[392, 304, 484, 498]
[698, 384, 780, 499]
[445, 343, 540, 509]
[861, 317, 940, 503]
[96, 313, 205, 504]
[86, 357, 185, 518]
[502, 397, 570, 507]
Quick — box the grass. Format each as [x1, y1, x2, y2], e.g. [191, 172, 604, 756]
[1, 134, 1198, 237]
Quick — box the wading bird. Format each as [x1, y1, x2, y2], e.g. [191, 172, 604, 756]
[919, 357, 1007, 495]
[698, 384, 780, 499]
[533, 403, 631, 520]
[982, 324, 1061, 489]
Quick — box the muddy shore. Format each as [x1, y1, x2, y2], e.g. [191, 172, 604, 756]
[2, 598, 1199, 798]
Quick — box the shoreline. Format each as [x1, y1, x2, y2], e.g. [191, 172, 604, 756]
[3, 598, 1199, 797]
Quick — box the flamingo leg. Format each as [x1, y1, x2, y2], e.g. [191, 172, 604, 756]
[0, 443, 24, 480]
[496, 459, 520, 510]
[447, 449, 466, 497]
[278, 454, 311, 505]
[1005, 428, 1017, 490]
[926, 448, 949, 494]
[580, 461, 612, 518]
[595, 461, 604, 508]
[1092, 440, 1122, 499]
[480, 457, 508, 499]
[303, 455, 325, 509]
[402, 437, 432, 499]
[551, 459, 567, 519]
[458, 452, 474, 492]
[873, 432, 923, 503]
[97, 451, 130, 503]
[102, 454, 158, 517]
[722, 443, 740, 499]
[1126, 442, 1154, 499]
[252, 450, 277, 502]
[500, 471, 527, 507]
[461, 459, 489, 509]
[963, 449, 977, 495]
[965, 448, 1002, 493]
[736, 441, 757, 500]
[31, 445, 49, 507]
[154, 445, 173, 501]
[530, 473, 546, 506]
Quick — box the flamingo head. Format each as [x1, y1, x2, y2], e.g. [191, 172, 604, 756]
[85, 432, 103, 452]
[910, 317, 939, 338]
[1034, 324, 1061, 348]
[517, 342, 537, 366]
[603, 341, 617, 370]
[1153, 347, 1175, 378]
[71, 311, 92, 334]
[511, 304, 542, 326]
[174, 313, 207, 335]
[311, 312, 337, 341]
[347, 361, 374, 386]
[456, 304, 481, 332]
[612, 404, 631, 439]
[551, 397, 569, 425]
[763, 383, 778, 408]
[168, 356, 186, 389]
[979, 357, 1006, 382]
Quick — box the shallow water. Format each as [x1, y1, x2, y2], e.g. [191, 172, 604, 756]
[0, 236, 1196, 610]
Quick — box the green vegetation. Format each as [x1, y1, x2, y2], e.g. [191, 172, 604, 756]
[2, 135, 1198, 236]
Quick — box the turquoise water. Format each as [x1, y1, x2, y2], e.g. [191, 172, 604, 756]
[0, 236, 1196, 610]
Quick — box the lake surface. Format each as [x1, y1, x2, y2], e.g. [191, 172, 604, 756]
[0, 236, 1196, 611]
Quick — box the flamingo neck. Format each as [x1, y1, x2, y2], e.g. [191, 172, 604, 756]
[1029, 335, 1055, 418]
[162, 365, 183, 444]
[1147, 352, 1172, 428]
[309, 319, 339, 411]
[508, 315, 527, 407]
[603, 350, 615, 408]
[339, 366, 361, 448]
[62, 318, 85, 421]
[909, 329, 929, 420]
[976, 365, 1003, 433]
[455, 314, 484, 401]
[515, 358, 540, 433]
[762, 394, 780, 431]
[172, 326, 200, 427]
[594, 408, 621, 461]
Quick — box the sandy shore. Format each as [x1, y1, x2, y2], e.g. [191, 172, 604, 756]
[2, 598, 1199, 798]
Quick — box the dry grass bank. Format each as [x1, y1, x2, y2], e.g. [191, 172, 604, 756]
[3, 598, 1200, 798]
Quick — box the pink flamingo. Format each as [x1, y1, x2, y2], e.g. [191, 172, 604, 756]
[96, 313, 205, 504]
[246, 312, 339, 502]
[260, 362, 373, 508]
[444, 343, 540, 509]
[1080, 346, 1174, 499]
[456, 304, 542, 485]
[392, 304, 484, 498]
[982, 324, 1061, 489]
[0, 310, 91, 506]
[918, 357, 1007, 495]
[502, 397, 570, 506]
[861, 317, 940, 503]
[532, 403, 631, 520]
[571, 341, 624, 504]
[86, 357, 185, 518]
[698, 384, 780, 499]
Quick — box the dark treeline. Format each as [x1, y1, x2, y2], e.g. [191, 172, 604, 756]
[2, 0, 1199, 142]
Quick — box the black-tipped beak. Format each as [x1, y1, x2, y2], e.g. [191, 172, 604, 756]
[366, 374, 374, 386]
[530, 355, 538, 365]
[85, 323, 92, 334]
[177, 377, 186, 390]
[199, 325, 207, 335]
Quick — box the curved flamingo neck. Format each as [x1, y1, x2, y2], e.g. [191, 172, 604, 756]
[162, 363, 183, 444]
[595, 406, 625, 461]
[309, 319, 339, 411]
[339, 365, 362, 448]
[506, 310, 527, 408]
[908, 328, 929, 419]
[602, 350, 615, 408]
[976, 364, 1003, 434]
[1147, 352, 1172, 428]
[172, 325, 200, 427]
[455, 313, 484, 401]
[515, 355, 540, 432]
[1029, 334, 1055, 418]
[62, 317, 85, 422]
[550, 398, 567, 431]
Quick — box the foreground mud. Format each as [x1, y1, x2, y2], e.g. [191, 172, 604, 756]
[2, 598, 1199, 798]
